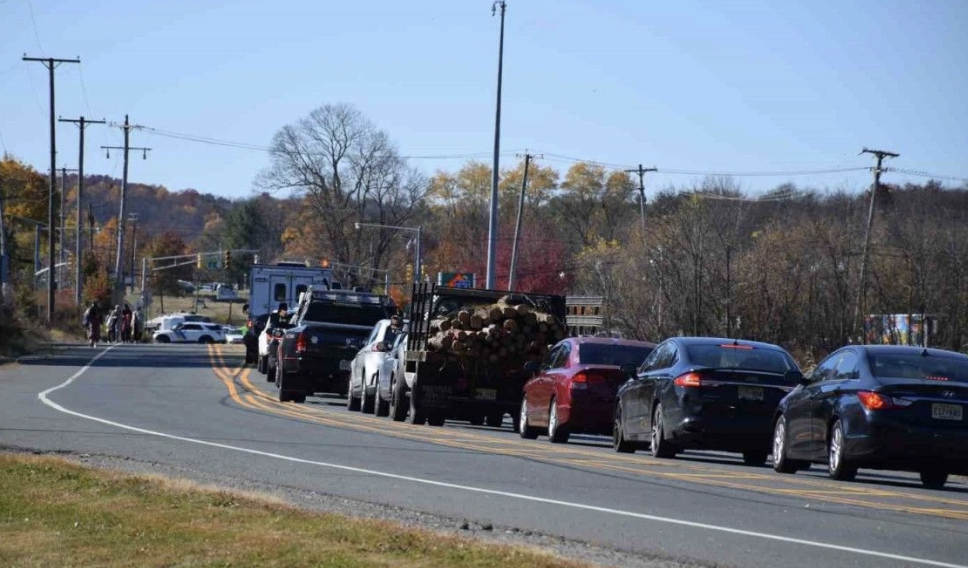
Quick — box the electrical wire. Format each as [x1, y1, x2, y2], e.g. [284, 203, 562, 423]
[886, 168, 968, 183]
[25, 0, 45, 54]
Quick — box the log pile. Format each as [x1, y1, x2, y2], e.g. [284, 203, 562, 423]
[425, 296, 566, 363]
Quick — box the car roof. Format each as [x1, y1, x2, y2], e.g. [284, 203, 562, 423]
[859, 345, 968, 359]
[570, 337, 657, 349]
[670, 336, 789, 351]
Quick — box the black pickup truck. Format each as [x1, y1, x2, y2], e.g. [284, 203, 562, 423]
[403, 283, 567, 427]
[274, 287, 396, 403]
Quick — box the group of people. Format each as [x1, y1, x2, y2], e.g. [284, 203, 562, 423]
[83, 302, 142, 348]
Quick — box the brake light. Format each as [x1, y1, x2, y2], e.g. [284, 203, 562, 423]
[295, 332, 308, 354]
[925, 376, 949, 382]
[857, 390, 911, 410]
[720, 343, 753, 350]
[674, 372, 702, 388]
[571, 371, 606, 388]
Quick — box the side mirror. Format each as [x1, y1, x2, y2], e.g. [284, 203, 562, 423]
[785, 370, 807, 385]
[620, 363, 638, 378]
[523, 361, 540, 373]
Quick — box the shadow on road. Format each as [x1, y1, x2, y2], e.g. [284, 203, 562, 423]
[14, 345, 223, 371]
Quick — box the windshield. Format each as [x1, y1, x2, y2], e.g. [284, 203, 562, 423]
[686, 344, 795, 374]
[579, 344, 654, 367]
[304, 303, 392, 327]
[869, 353, 968, 382]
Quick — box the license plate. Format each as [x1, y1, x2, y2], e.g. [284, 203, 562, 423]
[476, 388, 497, 401]
[738, 386, 764, 401]
[932, 403, 963, 421]
[339, 360, 352, 371]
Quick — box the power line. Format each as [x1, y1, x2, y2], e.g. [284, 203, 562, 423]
[25, 0, 45, 54]
[886, 168, 968, 183]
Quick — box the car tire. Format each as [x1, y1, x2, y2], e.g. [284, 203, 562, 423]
[828, 419, 857, 481]
[613, 404, 636, 453]
[389, 378, 408, 422]
[277, 369, 294, 403]
[651, 403, 678, 459]
[258, 355, 267, 375]
[519, 395, 540, 440]
[198, 336, 213, 344]
[772, 416, 806, 474]
[469, 412, 485, 427]
[920, 470, 948, 490]
[155, 335, 171, 343]
[374, 383, 390, 417]
[406, 378, 426, 425]
[266, 360, 276, 383]
[485, 412, 504, 429]
[548, 398, 570, 444]
[346, 377, 361, 411]
[361, 374, 376, 414]
[427, 412, 446, 427]
[742, 451, 768, 467]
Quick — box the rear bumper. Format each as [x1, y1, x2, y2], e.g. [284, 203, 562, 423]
[844, 415, 968, 473]
[285, 355, 351, 394]
[558, 394, 613, 434]
[666, 410, 774, 452]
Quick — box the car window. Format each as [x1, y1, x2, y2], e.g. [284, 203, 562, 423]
[833, 350, 859, 381]
[367, 322, 384, 345]
[869, 352, 968, 382]
[685, 344, 794, 374]
[642, 342, 675, 372]
[812, 352, 843, 383]
[638, 344, 663, 372]
[542, 345, 563, 370]
[295, 284, 308, 298]
[578, 344, 654, 367]
[182, 324, 201, 331]
[273, 283, 286, 302]
[555, 343, 573, 368]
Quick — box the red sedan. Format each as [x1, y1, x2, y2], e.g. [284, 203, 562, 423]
[519, 337, 656, 443]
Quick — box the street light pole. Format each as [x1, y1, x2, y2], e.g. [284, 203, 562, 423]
[486, 0, 507, 290]
[354, 221, 422, 287]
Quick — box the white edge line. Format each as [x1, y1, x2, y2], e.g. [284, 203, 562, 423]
[33, 346, 967, 568]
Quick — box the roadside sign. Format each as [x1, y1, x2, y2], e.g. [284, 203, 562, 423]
[438, 272, 475, 289]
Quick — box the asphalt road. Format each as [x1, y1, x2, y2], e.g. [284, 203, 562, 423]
[2, 343, 967, 568]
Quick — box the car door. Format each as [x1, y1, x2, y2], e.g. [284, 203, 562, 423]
[534, 344, 569, 426]
[812, 349, 859, 460]
[176, 323, 200, 343]
[642, 341, 679, 438]
[625, 341, 672, 439]
[791, 351, 843, 459]
[528, 344, 563, 425]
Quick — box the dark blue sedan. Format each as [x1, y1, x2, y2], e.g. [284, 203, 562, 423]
[772, 345, 968, 489]
[613, 337, 803, 465]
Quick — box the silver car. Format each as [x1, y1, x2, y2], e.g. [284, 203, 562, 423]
[374, 332, 408, 418]
[347, 319, 405, 413]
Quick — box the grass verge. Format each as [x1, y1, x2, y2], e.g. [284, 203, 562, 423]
[0, 454, 592, 568]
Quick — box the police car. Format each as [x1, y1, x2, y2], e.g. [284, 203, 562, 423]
[153, 323, 227, 344]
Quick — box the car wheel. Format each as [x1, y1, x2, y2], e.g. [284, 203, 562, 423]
[389, 378, 408, 422]
[485, 412, 504, 429]
[519, 395, 540, 440]
[742, 451, 768, 467]
[427, 412, 446, 427]
[548, 398, 570, 444]
[772, 416, 804, 474]
[277, 368, 292, 403]
[920, 470, 948, 490]
[361, 373, 377, 413]
[613, 404, 636, 453]
[155, 335, 170, 344]
[346, 377, 361, 411]
[198, 335, 213, 344]
[828, 419, 857, 481]
[651, 403, 678, 459]
[266, 360, 276, 383]
[374, 379, 390, 417]
[258, 355, 267, 375]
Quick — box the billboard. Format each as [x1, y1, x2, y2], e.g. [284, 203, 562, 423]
[437, 272, 476, 289]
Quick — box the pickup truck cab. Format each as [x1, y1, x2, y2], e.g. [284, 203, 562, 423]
[274, 288, 395, 403]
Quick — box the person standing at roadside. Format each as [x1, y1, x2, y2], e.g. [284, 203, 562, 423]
[83, 302, 103, 348]
[121, 304, 133, 343]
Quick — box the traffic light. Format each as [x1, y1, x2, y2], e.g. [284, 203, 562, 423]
[196, 254, 203, 269]
[224, 250, 232, 270]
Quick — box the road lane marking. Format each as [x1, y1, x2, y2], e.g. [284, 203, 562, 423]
[35, 346, 968, 568]
[213, 347, 968, 518]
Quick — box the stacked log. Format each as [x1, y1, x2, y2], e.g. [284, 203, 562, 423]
[423, 296, 566, 362]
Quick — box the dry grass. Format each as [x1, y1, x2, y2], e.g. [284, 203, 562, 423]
[133, 291, 249, 326]
[0, 454, 592, 568]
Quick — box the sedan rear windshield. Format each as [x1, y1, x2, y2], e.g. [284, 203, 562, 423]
[686, 344, 795, 374]
[869, 353, 968, 383]
[304, 303, 392, 327]
[579, 344, 654, 367]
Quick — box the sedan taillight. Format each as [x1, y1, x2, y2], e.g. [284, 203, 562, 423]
[857, 391, 911, 410]
[674, 372, 702, 388]
[295, 332, 307, 354]
[571, 371, 606, 390]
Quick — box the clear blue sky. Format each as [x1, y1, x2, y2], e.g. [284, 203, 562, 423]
[1, 0, 966, 199]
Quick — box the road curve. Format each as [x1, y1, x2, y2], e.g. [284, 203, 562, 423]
[2, 344, 967, 568]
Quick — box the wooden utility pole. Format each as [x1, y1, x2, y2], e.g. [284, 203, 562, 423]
[507, 152, 532, 291]
[102, 115, 151, 304]
[59, 167, 78, 290]
[0, 176, 8, 306]
[486, 0, 507, 289]
[23, 55, 80, 326]
[853, 147, 899, 340]
[60, 116, 106, 305]
[624, 164, 657, 236]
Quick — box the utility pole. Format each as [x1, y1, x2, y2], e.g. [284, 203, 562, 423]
[87, 203, 95, 258]
[59, 167, 78, 290]
[0, 177, 7, 306]
[102, 115, 151, 304]
[485, 0, 507, 290]
[60, 116, 106, 305]
[624, 164, 657, 236]
[853, 147, 899, 340]
[508, 152, 532, 291]
[129, 213, 139, 293]
[23, 55, 81, 326]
